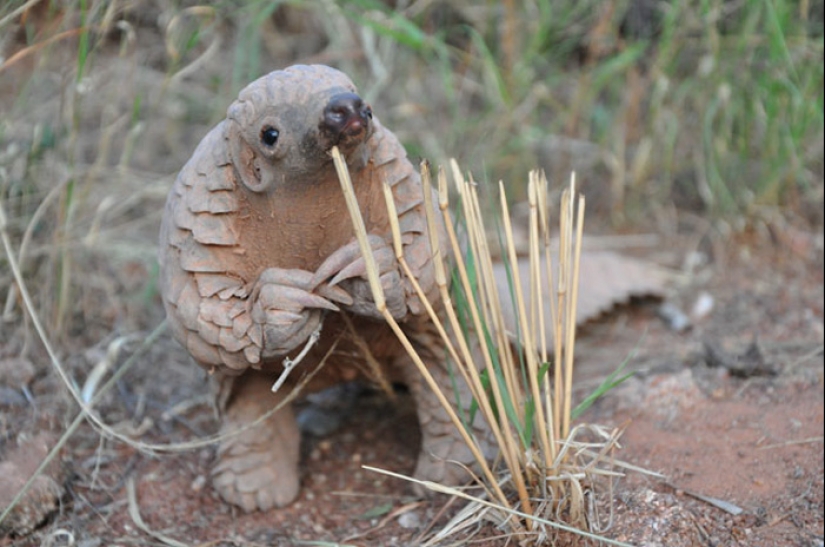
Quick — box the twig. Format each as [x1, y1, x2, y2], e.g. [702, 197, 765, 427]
[757, 436, 824, 450]
[273, 319, 324, 393]
[165, 7, 223, 87]
[666, 482, 744, 516]
[81, 334, 140, 403]
[0, 0, 41, 29]
[2, 175, 71, 322]
[127, 477, 189, 547]
[339, 311, 395, 398]
[786, 343, 825, 372]
[0, 29, 87, 74]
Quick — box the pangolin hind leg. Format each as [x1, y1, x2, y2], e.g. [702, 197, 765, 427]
[396, 327, 495, 489]
[211, 371, 301, 512]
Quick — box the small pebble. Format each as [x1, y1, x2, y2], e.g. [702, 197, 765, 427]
[190, 475, 206, 492]
[657, 302, 691, 332]
[690, 291, 714, 321]
[398, 511, 420, 529]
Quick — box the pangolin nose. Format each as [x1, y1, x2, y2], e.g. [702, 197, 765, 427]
[323, 92, 372, 134]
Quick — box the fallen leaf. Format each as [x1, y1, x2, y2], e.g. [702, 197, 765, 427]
[494, 250, 671, 344]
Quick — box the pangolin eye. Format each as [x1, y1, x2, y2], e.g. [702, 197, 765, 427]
[260, 126, 279, 147]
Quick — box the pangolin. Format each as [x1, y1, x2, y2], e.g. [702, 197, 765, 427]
[159, 64, 487, 512]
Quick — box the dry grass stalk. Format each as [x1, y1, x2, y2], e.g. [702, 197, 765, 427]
[332, 146, 633, 545]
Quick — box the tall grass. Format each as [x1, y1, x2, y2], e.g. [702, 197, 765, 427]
[334, 0, 823, 222]
[333, 147, 645, 544]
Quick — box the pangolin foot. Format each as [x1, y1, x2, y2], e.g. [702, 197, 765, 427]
[211, 374, 301, 512]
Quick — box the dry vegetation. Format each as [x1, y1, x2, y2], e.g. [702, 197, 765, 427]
[333, 149, 657, 545]
[0, 0, 822, 545]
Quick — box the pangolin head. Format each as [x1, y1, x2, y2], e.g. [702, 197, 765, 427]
[226, 64, 375, 193]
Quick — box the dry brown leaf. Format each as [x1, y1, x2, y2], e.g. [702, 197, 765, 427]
[494, 250, 670, 344]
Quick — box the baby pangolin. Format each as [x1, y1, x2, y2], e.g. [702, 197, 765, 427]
[159, 64, 487, 511]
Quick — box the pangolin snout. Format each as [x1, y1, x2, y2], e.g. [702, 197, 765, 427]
[323, 92, 372, 139]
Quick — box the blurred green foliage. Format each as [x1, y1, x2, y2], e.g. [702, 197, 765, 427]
[0, 0, 821, 337]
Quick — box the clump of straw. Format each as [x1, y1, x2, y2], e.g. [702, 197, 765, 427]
[332, 147, 633, 546]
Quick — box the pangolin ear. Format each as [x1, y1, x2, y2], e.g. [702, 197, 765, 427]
[228, 126, 272, 193]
